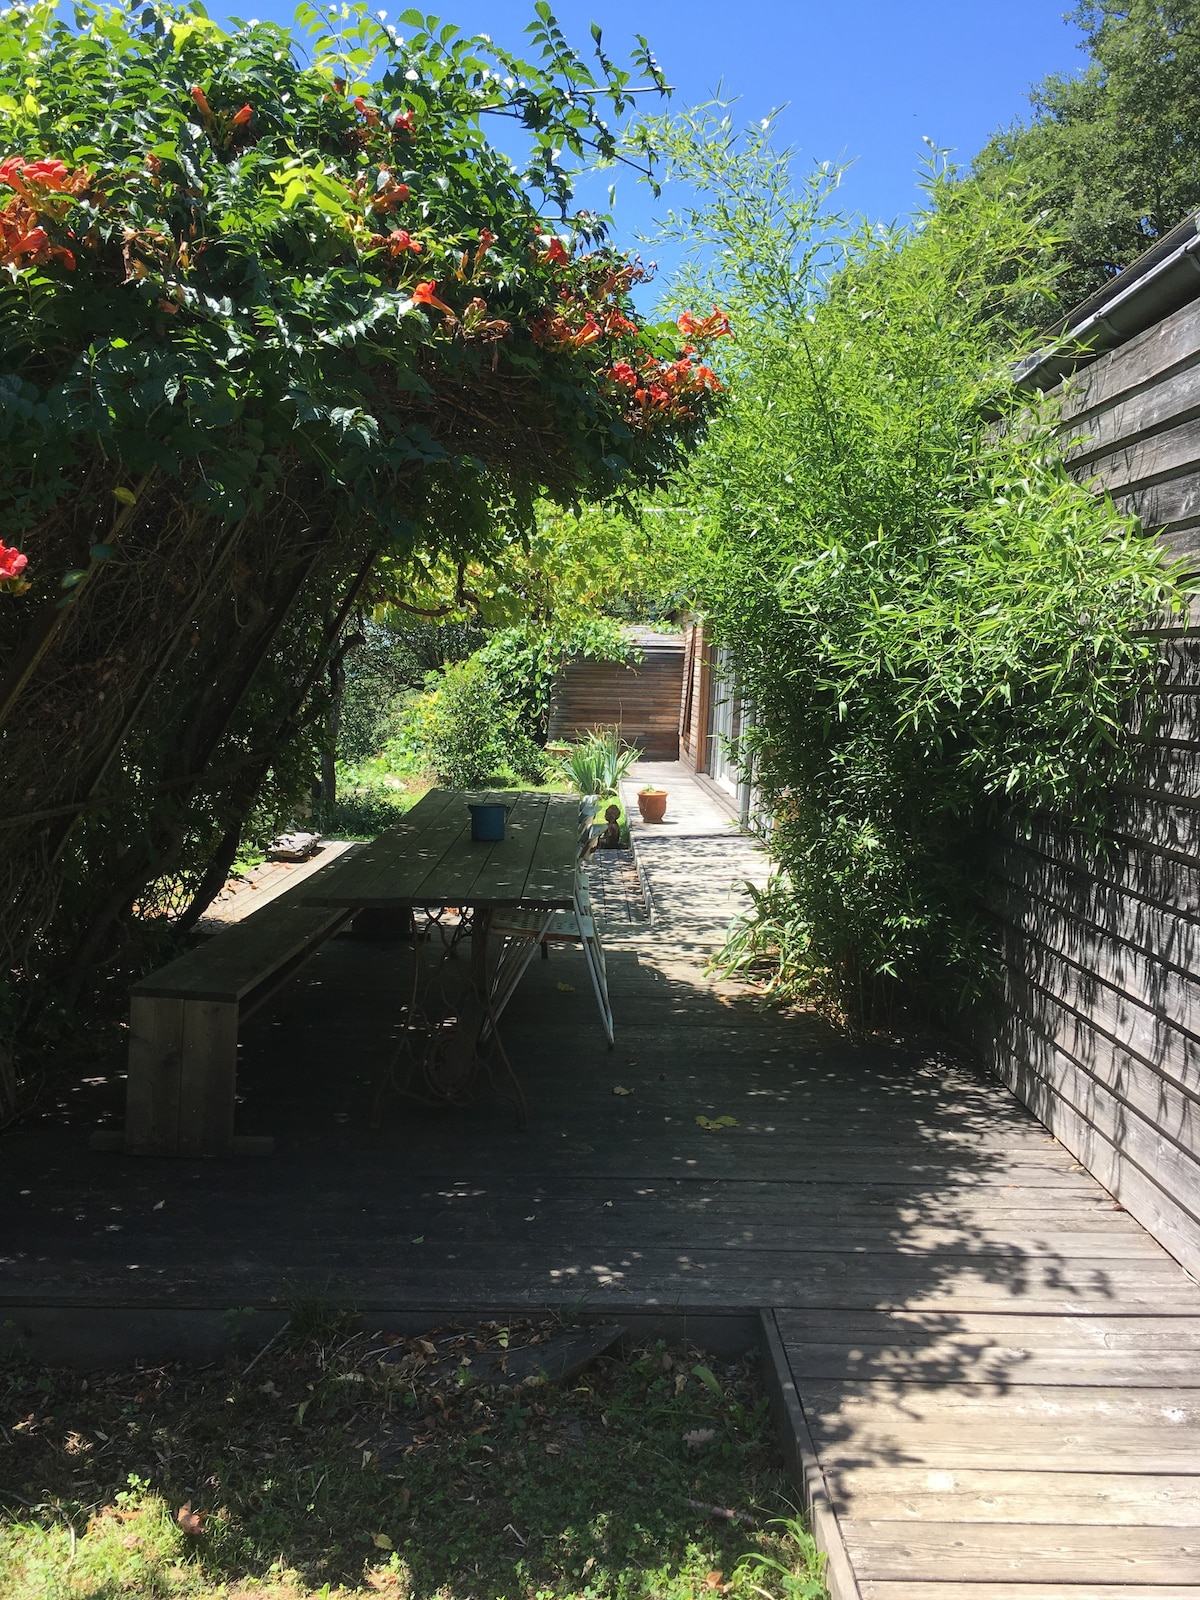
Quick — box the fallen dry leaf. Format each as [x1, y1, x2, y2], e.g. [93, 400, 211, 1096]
[556, 981, 575, 992]
[695, 1115, 738, 1130]
[176, 1502, 205, 1536]
[366, 1571, 403, 1591]
[612, 1085, 632, 1096]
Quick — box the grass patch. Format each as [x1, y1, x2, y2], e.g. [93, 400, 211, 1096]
[0, 1317, 825, 1599]
[320, 763, 428, 840]
[322, 785, 424, 841]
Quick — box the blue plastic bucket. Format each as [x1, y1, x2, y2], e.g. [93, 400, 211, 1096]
[469, 802, 509, 842]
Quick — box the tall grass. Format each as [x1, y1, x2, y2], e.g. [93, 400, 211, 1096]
[561, 728, 642, 795]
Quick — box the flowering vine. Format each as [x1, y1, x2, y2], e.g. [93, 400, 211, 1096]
[0, 156, 92, 272]
[524, 236, 731, 427]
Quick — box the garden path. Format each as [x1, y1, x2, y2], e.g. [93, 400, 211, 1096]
[1, 765, 1198, 1596]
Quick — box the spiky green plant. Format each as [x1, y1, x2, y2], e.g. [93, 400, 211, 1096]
[561, 728, 641, 795]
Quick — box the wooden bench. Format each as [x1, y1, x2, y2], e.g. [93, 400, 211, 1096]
[109, 851, 360, 1158]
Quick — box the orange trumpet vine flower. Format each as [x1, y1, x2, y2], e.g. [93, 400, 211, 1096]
[0, 156, 72, 194]
[411, 281, 455, 316]
[386, 228, 422, 256]
[677, 306, 732, 340]
[569, 314, 603, 350]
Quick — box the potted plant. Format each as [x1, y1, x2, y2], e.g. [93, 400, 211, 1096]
[636, 785, 668, 823]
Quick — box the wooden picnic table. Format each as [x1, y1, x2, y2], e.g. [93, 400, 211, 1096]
[304, 787, 584, 1122]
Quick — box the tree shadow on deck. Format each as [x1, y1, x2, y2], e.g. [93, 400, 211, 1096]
[1, 913, 1162, 1397]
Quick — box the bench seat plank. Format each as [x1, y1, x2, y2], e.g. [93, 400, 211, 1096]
[130, 899, 353, 1003]
[132, 850, 360, 1003]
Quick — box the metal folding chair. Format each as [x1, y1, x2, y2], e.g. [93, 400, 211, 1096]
[486, 797, 615, 1045]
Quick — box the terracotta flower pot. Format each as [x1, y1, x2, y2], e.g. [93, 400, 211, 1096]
[637, 788, 668, 823]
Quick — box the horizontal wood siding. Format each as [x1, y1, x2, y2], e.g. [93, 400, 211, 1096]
[548, 640, 684, 761]
[1060, 296, 1200, 570]
[985, 303, 1200, 1275]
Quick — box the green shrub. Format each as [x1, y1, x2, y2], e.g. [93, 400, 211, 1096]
[647, 115, 1189, 1022]
[409, 657, 548, 787]
[322, 782, 418, 839]
[365, 620, 637, 787]
[475, 618, 632, 745]
[338, 619, 486, 766]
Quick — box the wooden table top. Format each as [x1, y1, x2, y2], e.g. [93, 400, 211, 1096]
[302, 788, 581, 911]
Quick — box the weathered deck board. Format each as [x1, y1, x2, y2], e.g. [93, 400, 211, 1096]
[4, 765, 1200, 1596]
[842, 1523, 1200, 1585]
[862, 1587, 1200, 1600]
[831, 1468, 1200, 1523]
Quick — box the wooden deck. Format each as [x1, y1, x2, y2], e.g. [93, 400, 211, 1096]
[2, 764, 1199, 1596]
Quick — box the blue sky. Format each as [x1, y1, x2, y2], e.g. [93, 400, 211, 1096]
[212, 0, 1088, 284]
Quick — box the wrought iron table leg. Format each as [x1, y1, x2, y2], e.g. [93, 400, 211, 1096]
[372, 905, 527, 1127]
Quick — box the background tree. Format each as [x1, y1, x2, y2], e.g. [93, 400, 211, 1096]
[974, 1, 1200, 313]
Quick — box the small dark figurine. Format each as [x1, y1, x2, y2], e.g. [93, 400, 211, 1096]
[600, 803, 623, 849]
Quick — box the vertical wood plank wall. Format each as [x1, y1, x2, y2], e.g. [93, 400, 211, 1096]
[976, 298, 1200, 1278]
[678, 622, 710, 771]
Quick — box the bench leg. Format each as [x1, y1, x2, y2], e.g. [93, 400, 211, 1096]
[126, 996, 239, 1157]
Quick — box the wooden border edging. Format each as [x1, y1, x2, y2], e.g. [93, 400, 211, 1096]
[0, 1303, 762, 1369]
[624, 827, 656, 925]
[758, 1308, 862, 1600]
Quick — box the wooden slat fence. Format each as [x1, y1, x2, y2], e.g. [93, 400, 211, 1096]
[679, 622, 709, 771]
[548, 633, 685, 761]
[975, 297, 1200, 1279]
